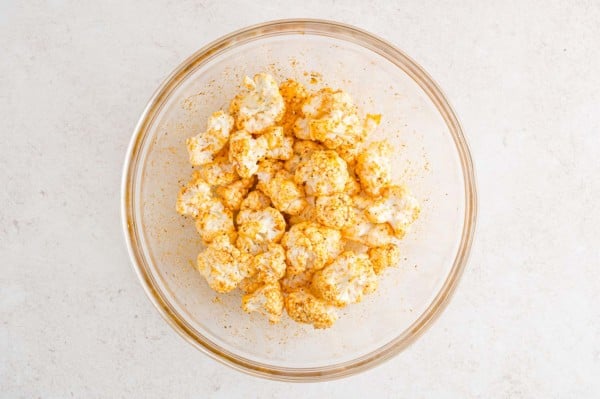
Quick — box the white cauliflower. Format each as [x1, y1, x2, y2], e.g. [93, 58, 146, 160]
[262, 126, 293, 160]
[293, 88, 381, 163]
[284, 140, 324, 174]
[284, 289, 338, 329]
[228, 130, 267, 178]
[293, 88, 361, 147]
[196, 233, 251, 293]
[240, 190, 272, 211]
[196, 155, 239, 187]
[312, 251, 378, 307]
[287, 196, 317, 225]
[214, 177, 255, 211]
[241, 282, 284, 323]
[368, 244, 401, 275]
[250, 243, 287, 283]
[341, 198, 396, 247]
[365, 185, 420, 238]
[257, 160, 306, 215]
[280, 269, 315, 293]
[315, 193, 353, 229]
[355, 140, 393, 196]
[281, 222, 342, 274]
[279, 79, 309, 135]
[186, 111, 234, 166]
[175, 171, 213, 218]
[194, 198, 236, 243]
[236, 207, 286, 255]
[294, 150, 349, 196]
[230, 73, 285, 133]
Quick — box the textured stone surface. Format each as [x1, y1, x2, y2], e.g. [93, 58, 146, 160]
[1, 0, 599, 397]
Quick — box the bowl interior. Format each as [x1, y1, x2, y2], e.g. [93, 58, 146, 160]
[128, 24, 469, 374]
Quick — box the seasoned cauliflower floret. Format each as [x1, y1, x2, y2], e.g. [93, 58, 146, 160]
[365, 185, 420, 238]
[315, 193, 353, 229]
[194, 199, 236, 243]
[355, 140, 393, 196]
[228, 130, 267, 178]
[240, 190, 272, 211]
[250, 243, 287, 283]
[281, 222, 343, 274]
[263, 126, 293, 160]
[293, 88, 361, 146]
[236, 207, 286, 254]
[341, 204, 396, 247]
[176, 171, 213, 218]
[186, 111, 234, 166]
[258, 167, 307, 215]
[312, 251, 378, 307]
[368, 244, 401, 275]
[344, 168, 362, 196]
[196, 155, 238, 187]
[295, 150, 349, 196]
[364, 223, 396, 247]
[196, 233, 251, 293]
[230, 73, 285, 133]
[285, 289, 338, 329]
[284, 140, 324, 173]
[279, 79, 309, 135]
[215, 177, 255, 211]
[280, 269, 315, 293]
[287, 196, 317, 225]
[241, 282, 284, 323]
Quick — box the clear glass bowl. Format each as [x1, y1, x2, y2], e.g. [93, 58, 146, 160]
[121, 19, 477, 381]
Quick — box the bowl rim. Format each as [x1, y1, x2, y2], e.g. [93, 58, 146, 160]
[121, 18, 477, 381]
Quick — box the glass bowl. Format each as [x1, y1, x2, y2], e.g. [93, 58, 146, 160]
[121, 19, 477, 381]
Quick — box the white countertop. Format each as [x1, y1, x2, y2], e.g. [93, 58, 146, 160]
[2, 1, 599, 397]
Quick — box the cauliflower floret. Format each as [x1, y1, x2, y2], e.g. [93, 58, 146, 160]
[250, 243, 287, 283]
[365, 185, 420, 238]
[284, 140, 324, 174]
[263, 126, 293, 160]
[240, 190, 272, 211]
[214, 177, 255, 211]
[259, 169, 307, 215]
[281, 222, 343, 274]
[186, 111, 234, 166]
[280, 269, 315, 293]
[293, 88, 361, 146]
[194, 199, 236, 243]
[284, 289, 338, 329]
[368, 244, 401, 275]
[238, 274, 263, 294]
[255, 158, 284, 186]
[196, 233, 251, 293]
[341, 200, 396, 247]
[364, 223, 396, 247]
[344, 168, 362, 196]
[287, 196, 317, 225]
[176, 171, 213, 218]
[229, 73, 284, 133]
[293, 89, 380, 160]
[196, 155, 238, 187]
[279, 79, 309, 135]
[315, 193, 352, 229]
[312, 251, 378, 307]
[294, 150, 349, 196]
[355, 140, 393, 196]
[229, 130, 268, 178]
[241, 282, 284, 323]
[236, 207, 286, 254]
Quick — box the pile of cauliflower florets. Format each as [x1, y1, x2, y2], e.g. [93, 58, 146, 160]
[176, 73, 420, 329]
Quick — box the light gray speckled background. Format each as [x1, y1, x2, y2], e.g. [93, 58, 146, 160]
[1, 1, 599, 397]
